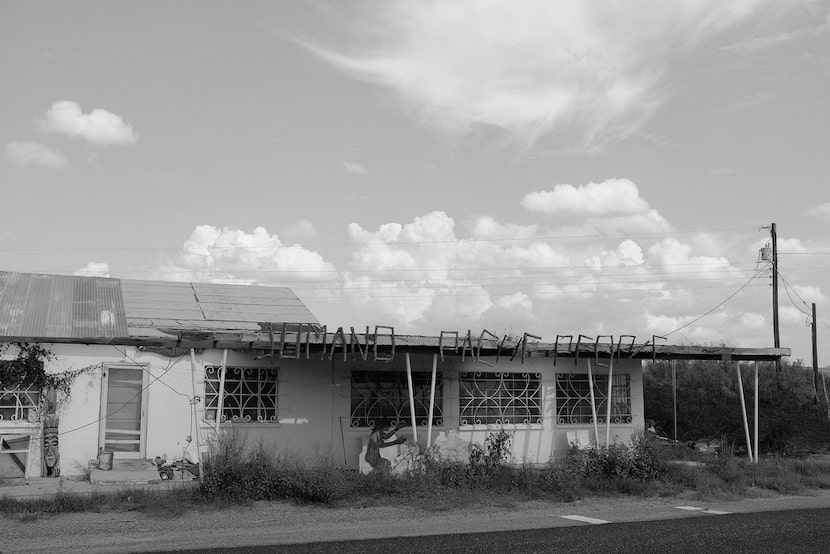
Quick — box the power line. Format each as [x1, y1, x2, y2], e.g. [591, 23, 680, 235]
[0, 226, 761, 252]
[663, 269, 764, 338]
[295, 281, 769, 300]
[58, 350, 189, 437]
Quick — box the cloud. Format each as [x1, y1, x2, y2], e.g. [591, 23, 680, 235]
[148, 193, 824, 362]
[158, 225, 336, 285]
[306, 0, 783, 148]
[521, 179, 649, 217]
[808, 202, 830, 222]
[3, 141, 68, 168]
[39, 100, 137, 146]
[341, 161, 368, 175]
[75, 261, 110, 277]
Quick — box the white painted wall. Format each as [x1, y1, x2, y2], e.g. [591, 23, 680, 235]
[332, 353, 645, 467]
[41, 344, 643, 476]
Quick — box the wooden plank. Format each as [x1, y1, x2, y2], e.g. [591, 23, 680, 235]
[191, 283, 299, 299]
[127, 319, 263, 331]
[124, 306, 206, 319]
[200, 304, 316, 323]
[193, 289, 300, 302]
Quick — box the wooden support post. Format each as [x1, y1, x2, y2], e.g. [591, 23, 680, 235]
[672, 360, 678, 445]
[427, 353, 438, 448]
[215, 348, 228, 434]
[587, 358, 600, 447]
[754, 361, 759, 463]
[605, 356, 614, 447]
[812, 303, 822, 410]
[405, 352, 418, 444]
[189, 349, 203, 481]
[735, 362, 754, 463]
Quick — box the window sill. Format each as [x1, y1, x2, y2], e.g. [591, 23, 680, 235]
[459, 423, 544, 430]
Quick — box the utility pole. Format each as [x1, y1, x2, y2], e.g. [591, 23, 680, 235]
[811, 303, 827, 416]
[771, 222, 781, 373]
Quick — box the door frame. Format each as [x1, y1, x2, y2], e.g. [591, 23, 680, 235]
[98, 363, 149, 459]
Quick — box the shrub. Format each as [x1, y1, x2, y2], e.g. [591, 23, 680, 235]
[200, 428, 354, 504]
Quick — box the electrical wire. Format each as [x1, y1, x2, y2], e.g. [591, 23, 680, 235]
[663, 269, 764, 338]
[57, 350, 188, 437]
[0, 225, 761, 252]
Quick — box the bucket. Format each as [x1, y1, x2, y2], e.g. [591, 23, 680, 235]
[97, 450, 113, 471]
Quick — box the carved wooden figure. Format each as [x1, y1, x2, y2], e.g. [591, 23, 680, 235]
[41, 387, 60, 477]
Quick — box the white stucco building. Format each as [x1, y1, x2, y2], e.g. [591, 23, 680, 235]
[0, 271, 788, 479]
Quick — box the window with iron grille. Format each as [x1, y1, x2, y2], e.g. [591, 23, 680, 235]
[204, 366, 278, 423]
[0, 385, 40, 423]
[555, 373, 632, 425]
[350, 370, 442, 428]
[459, 372, 543, 426]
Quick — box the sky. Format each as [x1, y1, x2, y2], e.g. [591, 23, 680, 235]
[1, 1, 829, 363]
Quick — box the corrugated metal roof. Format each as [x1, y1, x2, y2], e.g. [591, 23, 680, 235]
[0, 271, 128, 338]
[0, 272, 318, 341]
[120, 279, 318, 327]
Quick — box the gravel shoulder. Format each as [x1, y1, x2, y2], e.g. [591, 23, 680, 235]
[4, 490, 830, 553]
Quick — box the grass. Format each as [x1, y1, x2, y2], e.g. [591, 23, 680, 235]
[4, 431, 830, 520]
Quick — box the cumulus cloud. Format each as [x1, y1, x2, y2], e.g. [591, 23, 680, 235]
[150, 194, 822, 360]
[521, 179, 649, 217]
[39, 100, 138, 146]
[341, 161, 368, 175]
[808, 202, 830, 221]
[306, 0, 783, 148]
[75, 261, 111, 277]
[160, 225, 335, 285]
[3, 141, 68, 168]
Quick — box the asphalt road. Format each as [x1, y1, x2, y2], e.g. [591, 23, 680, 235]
[161, 508, 830, 553]
[6, 492, 830, 553]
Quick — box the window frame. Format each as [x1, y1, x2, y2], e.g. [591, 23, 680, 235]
[458, 371, 543, 427]
[349, 368, 443, 429]
[203, 365, 279, 424]
[555, 372, 632, 425]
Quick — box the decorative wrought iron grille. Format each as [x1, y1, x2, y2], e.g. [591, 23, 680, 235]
[350, 370, 443, 428]
[204, 366, 278, 423]
[555, 373, 632, 424]
[0, 385, 40, 423]
[459, 372, 543, 426]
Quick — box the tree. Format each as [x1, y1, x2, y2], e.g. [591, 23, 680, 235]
[644, 359, 829, 454]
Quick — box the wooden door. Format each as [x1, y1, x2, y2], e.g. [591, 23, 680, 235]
[99, 365, 148, 458]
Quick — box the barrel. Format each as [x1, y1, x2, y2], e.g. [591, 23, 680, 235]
[97, 450, 113, 471]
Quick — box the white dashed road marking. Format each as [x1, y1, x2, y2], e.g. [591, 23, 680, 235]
[560, 515, 611, 525]
[675, 506, 732, 515]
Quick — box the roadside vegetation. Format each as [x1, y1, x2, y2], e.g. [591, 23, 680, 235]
[644, 359, 830, 454]
[4, 430, 830, 521]
[3, 358, 830, 520]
